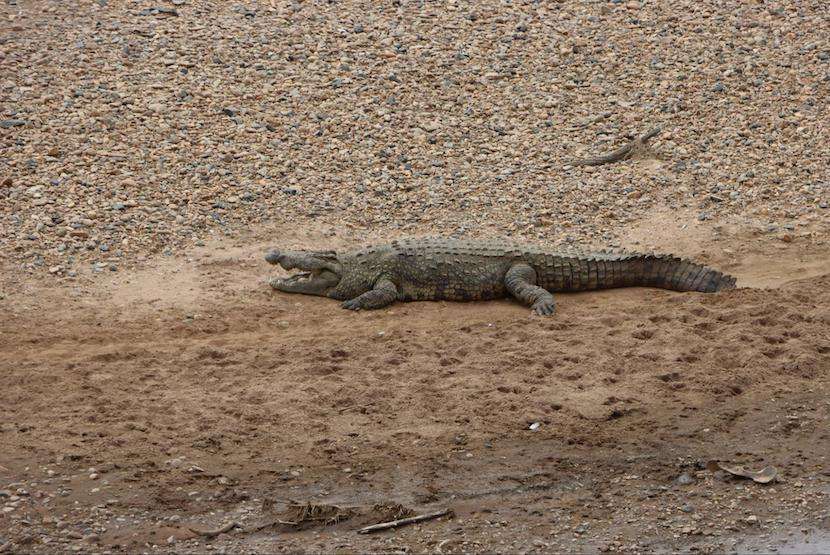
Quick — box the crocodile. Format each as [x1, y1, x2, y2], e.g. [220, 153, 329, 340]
[265, 237, 737, 316]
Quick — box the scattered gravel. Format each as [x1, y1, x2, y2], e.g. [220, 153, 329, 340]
[1, 0, 828, 277]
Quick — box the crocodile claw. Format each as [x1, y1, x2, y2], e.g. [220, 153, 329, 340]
[532, 299, 556, 316]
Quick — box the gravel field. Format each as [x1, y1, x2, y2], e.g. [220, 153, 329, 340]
[1, 1, 830, 554]
[1, 0, 828, 276]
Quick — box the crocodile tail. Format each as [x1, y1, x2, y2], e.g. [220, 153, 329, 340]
[626, 254, 737, 292]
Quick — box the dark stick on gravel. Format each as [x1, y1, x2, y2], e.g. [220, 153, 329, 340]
[188, 521, 241, 538]
[570, 127, 661, 167]
[357, 509, 453, 534]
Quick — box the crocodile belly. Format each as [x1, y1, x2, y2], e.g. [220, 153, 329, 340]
[394, 262, 508, 302]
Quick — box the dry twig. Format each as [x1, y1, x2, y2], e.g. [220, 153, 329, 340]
[569, 127, 661, 167]
[188, 521, 241, 538]
[357, 508, 453, 534]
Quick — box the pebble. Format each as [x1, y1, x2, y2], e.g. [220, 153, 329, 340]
[675, 473, 695, 486]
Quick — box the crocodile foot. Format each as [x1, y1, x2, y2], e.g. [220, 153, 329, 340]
[532, 299, 556, 316]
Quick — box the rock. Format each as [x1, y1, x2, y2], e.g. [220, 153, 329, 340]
[0, 120, 27, 128]
[675, 473, 695, 485]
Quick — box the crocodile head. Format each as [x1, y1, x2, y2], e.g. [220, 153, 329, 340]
[265, 249, 342, 297]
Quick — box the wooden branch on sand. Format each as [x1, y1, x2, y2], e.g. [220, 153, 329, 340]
[357, 509, 453, 534]
[569, 127, 661, 167]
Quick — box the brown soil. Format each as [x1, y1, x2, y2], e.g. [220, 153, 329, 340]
[1, 218, 829, 553]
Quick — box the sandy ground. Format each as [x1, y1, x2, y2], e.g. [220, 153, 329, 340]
[2, 213, 829, 553]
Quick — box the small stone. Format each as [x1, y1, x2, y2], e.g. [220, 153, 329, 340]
[0, 119, 27, 128]
[746, 515, 759, 524]
[712, 82, 726, 92]
[89, 473, 99, 480]
[675, 473, 695, 485]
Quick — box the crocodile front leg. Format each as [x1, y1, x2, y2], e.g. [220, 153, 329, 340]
[341, 278, 398, 311]
[505, 263, 556, 316]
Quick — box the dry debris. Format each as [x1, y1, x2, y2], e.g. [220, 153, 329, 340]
[706, 461, 778, 484]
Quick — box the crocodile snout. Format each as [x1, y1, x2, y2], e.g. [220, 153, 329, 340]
[265, 250, 281, 265]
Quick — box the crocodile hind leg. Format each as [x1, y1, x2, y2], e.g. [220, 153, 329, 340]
[341, 278, 398, 311]
[505, 263, 556, 316]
